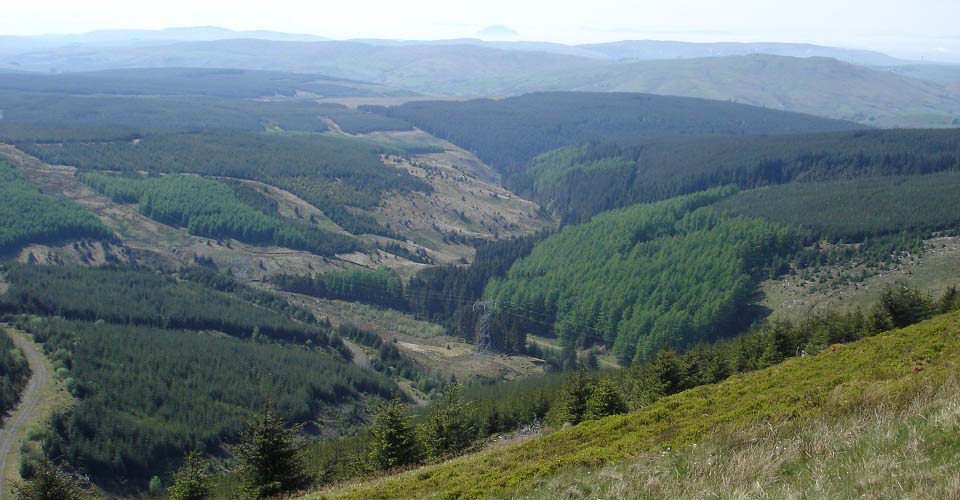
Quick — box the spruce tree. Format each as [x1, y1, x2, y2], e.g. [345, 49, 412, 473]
[166, 450, 209, 500]
[560, 370, 593, 425]
[421, 385, 475, 459]
[12, 458, 92, 500]
[235, 407, 309, 499]
[584, 377, 628, 420]
[368, 397, 422, 470]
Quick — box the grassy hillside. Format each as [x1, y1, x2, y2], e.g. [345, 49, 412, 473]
[367, 92, 864, 173]
[518, 129, 960, 222]
[517, 373, 960, 499]
[310, 309, 960, 499]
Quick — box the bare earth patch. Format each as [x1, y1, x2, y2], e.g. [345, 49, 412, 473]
[282, 293, 544, 381]
[761, 236, 960, 320]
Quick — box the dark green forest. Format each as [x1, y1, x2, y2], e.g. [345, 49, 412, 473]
[273, 268, 407, 310]
[19, 317, 396, 486]
[485, 188, 803, 362]
[79, 172, 361, 255]
[516, 129, 960, 222]
[364, 92, 865, 173]
[0, 91, 410, 143]
[1, 264, 335, 346]
[715, 171, 960, 258]
[0, 161, 112, 254]
[0, 329, 30, 420]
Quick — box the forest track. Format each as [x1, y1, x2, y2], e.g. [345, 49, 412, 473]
[0, 327, 61, 495]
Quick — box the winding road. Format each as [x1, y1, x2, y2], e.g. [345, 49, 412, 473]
[0, 328, 53, 494]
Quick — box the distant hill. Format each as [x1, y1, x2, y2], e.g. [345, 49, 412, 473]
[365, 91, 866, 173]
[540, 54, 960, 126]
[2, 36, 958, 127]
[0, 26, 329, 52]
[577, 40, 907, 66]
[0, 67, 411, 98]
[0, 39, 603, 95]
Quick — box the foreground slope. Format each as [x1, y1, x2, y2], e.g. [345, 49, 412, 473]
[311, 310, 960, 499]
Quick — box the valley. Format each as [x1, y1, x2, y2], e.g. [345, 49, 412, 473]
[0, 22, 959, 500]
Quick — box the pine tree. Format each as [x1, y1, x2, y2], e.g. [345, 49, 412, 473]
[12, 458, 92, 500]
[368, 398, 422, 470]
[584, 377, 628, 420]
[235, 407, 310, 499]
[166, 450, 209, 500]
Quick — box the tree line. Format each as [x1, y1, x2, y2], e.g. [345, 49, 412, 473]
[0, 329, 30, 421]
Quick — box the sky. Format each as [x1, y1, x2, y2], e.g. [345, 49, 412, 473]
[3, 0, 959, 62]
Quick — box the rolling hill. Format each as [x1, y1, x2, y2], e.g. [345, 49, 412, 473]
[366, 92, 865, 174]
[540, 54, 960, 126]
[4, 37, 959, 127]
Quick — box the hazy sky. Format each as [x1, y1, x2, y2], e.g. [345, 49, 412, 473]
[3, 0, 959, 61]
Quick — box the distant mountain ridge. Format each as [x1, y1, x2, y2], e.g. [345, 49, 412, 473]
[2, 29, 959, 127]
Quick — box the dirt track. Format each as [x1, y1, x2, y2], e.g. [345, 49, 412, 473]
[0, 329, 51, 494]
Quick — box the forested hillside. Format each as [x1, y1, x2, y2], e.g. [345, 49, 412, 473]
[80, 173, 361, 255]
[485, 188, 802, 361]
[0, 161, 112, 254]
[365, 92, 865, 173]
[517, 129, 960, 222]
[0, 91, 411, 142]
[1, 265, 332, 345]
[22, 130, 428, 236]
[716, 171, 960, 259]
[20, 317, 396, 486]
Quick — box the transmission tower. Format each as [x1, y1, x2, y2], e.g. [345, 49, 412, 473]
[473, 300, 493, 355]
